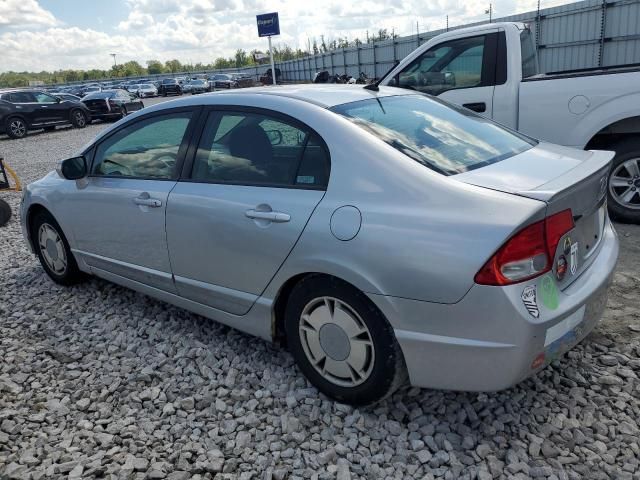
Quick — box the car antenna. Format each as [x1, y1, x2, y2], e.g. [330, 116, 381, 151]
[363, 60, 399, 92]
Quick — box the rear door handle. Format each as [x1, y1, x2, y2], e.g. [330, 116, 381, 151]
[134, 194, 162, 207]
[245, 209, 290, 223]
[463, 102, 486, 113]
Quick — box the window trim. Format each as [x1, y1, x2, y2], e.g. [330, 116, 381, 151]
[179, 105, 331, 191]
[87, 106, 203, 182]
[394, 32, 502, 96]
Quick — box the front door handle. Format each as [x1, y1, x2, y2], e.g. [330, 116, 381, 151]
[245, 209, 290, 223]
[134, 193, 162, 208]
[463, 102, 486, 113]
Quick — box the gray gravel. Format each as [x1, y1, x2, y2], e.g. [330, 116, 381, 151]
[1, 105, 640, 479]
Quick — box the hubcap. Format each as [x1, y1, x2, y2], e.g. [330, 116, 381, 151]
[38, 223, 67, 275]
[299, 297, 375, 387]
[609, 158, 640, 210]
[75, 112, 85, 126]
[10, 120, 26, 136]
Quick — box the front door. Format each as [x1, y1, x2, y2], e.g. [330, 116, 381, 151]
[33, 92, 68, 123]
[64, 109, 196, 292]
[390, 32, 501, 118]
[166, 108, 330, 315]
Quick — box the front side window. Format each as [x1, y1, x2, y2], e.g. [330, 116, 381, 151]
[92, 112, 192, 179]
[395, 35, 487, 96]
[35, 92, 57, 103]
[331, 94, 535, 175]
[192, 110, 330, 188]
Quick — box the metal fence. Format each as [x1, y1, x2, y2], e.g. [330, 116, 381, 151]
[224, 0, 640, 82]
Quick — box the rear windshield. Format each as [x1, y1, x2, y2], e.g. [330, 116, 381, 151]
[84, 92, 114, 99]
[331, 94, 535, 175]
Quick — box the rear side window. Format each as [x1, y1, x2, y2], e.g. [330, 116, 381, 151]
[331, 94, 535, 175]
[92, 112, 192, 179]
[191, 110, 330, 188]
[7, 92, 35, 103]
[520, 29, 538, 78]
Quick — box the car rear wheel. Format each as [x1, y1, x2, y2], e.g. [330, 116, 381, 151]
[6, 117, 27, 139]
[285, 276, 407, 405]
[70, 109, 88, 129]
[607, 138, 640, 223]
[31, 210, 85, 285]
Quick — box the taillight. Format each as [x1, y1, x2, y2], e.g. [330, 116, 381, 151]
[475, 209, 574, 286]
[108, 100, 117, 107]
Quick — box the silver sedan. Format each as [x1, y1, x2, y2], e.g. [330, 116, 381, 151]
[21, 85, 619, 404]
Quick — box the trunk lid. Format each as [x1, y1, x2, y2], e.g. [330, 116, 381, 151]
[455, 142, 613, 289]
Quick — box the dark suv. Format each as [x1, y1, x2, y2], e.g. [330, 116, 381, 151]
[157, 79, 183, 97]
[0, 89, 91, 139]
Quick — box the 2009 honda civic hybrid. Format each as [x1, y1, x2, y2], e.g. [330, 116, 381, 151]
[21, 85, 618, 404]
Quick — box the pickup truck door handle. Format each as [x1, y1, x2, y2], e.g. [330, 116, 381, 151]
[463, 102, 486, 113]
[133, 194, 162, 208]
[245, 209, 291, 223]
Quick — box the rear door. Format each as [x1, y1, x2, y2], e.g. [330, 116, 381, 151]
[64, 108, 198, 292]
[166, 107, 330, 315]
[387, 31, 504, 118]
[33, 92, 67, 123]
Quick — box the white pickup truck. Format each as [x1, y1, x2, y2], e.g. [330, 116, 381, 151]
[381, 21, 640, 223]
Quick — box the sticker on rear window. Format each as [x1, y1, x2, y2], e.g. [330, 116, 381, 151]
[297, 175, 315, 184]
[521, 285, 539, 318]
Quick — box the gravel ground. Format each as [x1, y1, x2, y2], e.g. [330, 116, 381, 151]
[1, 104, 639, 480]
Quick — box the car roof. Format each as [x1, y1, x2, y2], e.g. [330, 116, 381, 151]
[162, 85, 410, 108]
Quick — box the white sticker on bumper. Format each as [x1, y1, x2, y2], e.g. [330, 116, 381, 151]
[544, 305, 586, 347]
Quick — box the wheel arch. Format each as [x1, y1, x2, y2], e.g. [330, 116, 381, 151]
[25, 203, 54, 251]
[4, 113, 29, 128]
[271, 271, 391, 347]
[585, 115, 640, 151]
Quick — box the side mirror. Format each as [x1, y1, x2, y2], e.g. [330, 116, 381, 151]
[265, 130, 283, 146]
[57, 156, 87, 180]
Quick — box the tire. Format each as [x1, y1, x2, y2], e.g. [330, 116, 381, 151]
[284, 275, 407, 405]
[0, 199, 11, 227]
[31, 210, 85, 285]
[163, 91, 167, 97]
[5, 116, 27, 139]
[121, 107, 128, 119]
[606, 138, 640, 224]
[70, 109, 88, 129]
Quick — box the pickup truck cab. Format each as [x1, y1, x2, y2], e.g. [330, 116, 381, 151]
[381, 22, 640, 223]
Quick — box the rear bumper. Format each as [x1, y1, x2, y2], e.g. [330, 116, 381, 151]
[369, 220, 619, 391]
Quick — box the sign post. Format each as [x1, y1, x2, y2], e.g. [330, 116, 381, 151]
[256, 12, 280, 85]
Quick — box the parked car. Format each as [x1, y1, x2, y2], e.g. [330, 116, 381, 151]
[132, 83, 158, 98]
[81, 85, 102, 97]
[158, 78, 183, 97]
[183, 79, 209, 94]
[0, 89, 90, 138]
[381, 21, 640, 223]
[260, 68, 281, 85]
[81, 89, 144, 122]
[51, 92, 82, 102]
[21, 85, 618, 404]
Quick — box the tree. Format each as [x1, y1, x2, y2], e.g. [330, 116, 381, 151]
[147, 60, 165, 74]
[122, 61, 145, 77]
[165, 59, 182, 73]
[234, 49, 248, 68]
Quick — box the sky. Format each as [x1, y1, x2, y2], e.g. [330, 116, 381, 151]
[0, 0, 572, 72]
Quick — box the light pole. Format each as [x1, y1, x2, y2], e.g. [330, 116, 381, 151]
[485, 4, 492, 23]
[110, 53, 117, 68]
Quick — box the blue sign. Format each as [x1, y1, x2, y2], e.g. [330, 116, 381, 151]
[256, 12, 280, 37]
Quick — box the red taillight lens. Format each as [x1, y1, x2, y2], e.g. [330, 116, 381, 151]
[475, 209, 574, 286]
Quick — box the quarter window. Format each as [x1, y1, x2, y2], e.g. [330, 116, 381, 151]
[396, 35, 487, 95]
[192, 111, 330, 188]
[92, 112, 192, 179]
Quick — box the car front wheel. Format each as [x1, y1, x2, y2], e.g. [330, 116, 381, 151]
[70, 109, 88, 129]
[31, 210, 85, 285]
[285, 276, 407, 405]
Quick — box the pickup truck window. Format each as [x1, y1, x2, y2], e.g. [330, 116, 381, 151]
[395, 35, 486, 95]
[520, 29, 538, 78]
[331, 94, 535, 175]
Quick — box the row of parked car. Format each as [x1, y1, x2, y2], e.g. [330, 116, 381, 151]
[0, 88, 145, 139]
[49, 72, 255, 99]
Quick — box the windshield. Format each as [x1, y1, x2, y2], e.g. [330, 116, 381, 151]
[331, 94, 536, 175]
